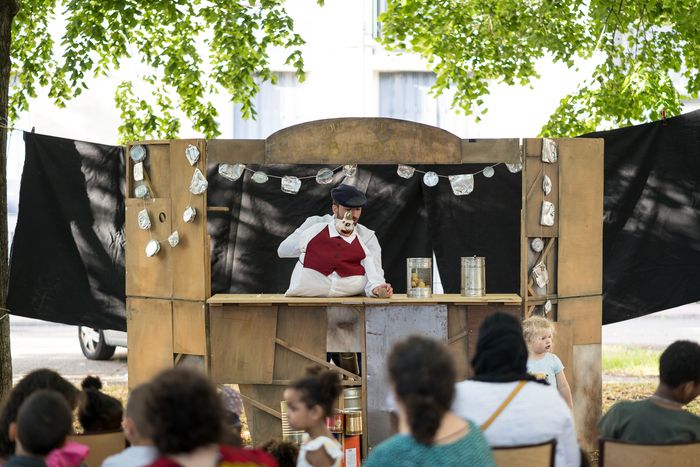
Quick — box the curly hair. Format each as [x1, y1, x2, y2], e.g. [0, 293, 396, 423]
[260, 439, 299, 467]
[0, 369, 79, 459]
[78, 376, 124, 433]
[288, 367, 341, 418]
[388, 336, 455, 446]
[522, 316, 555, 346]
[145, 367, 224, 454]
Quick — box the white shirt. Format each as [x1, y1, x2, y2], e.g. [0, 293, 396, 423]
[101, 446, 159, 467]
[452, 380, 580, 467]
[297, 435, 342, 467]
[278, 215, 387, 297]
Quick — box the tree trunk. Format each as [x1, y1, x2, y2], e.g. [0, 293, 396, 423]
[0, 0, 19, 401]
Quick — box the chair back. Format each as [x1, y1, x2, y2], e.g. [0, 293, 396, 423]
[68, 430, 126, 467]
[492, 439, 556, 467]
[599, 438, 700, 467]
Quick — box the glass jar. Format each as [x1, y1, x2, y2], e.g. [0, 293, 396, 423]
[406, 257, 432, 298]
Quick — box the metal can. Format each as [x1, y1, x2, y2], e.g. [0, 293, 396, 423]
[406, 257, 432, 298]
[280, 401, 304, 445]
[461, 256, 485, 296]
[345, 411, 363, 435]
[343, 387, 362, 412]
[326, 411, 345, 433]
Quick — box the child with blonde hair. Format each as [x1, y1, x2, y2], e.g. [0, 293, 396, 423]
[522, 316, 574, 409]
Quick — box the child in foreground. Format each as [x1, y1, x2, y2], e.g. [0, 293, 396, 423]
[523, 316, 574, 409]
[284, 367, 343, 467]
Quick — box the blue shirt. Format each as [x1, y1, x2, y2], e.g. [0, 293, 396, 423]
[527, 352, 564, 386]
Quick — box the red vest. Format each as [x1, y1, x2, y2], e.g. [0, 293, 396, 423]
[304, 227, 366, 277]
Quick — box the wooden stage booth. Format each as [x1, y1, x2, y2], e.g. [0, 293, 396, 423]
[125, 118, 603, 452]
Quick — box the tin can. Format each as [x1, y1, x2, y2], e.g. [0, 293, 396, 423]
[345, 411, 363, 435]
[406, 257, 432, 298]
[461, 256, 485, 296]
[326, 411, 345, 433]
[343, 387, 362, 412]
[280, 401, 304, 445]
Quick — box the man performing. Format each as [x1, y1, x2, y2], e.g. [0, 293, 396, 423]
[278, 184, 393, 298]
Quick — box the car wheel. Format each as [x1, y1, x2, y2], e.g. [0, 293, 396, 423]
[78, 326, 116, 360]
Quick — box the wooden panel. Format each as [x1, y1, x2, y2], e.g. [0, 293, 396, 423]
[207, 293, 522, 305]
[273, 306, 328, 380]
[558, 296, 602, 345]
[524, 140, 558, 238]
[460, 139, 521, 163]
[557, 138, 604, 297]
[447, 305, 470, 380]
[209, 305, 277, 384]
[239, 384, 286, 445]
[127, 298, 173, 389]
[206, 139, 265, 164]
[265, 118, 462, 164]
[552, 320, 574, 388]
[173, 301, 207, 355]
[169, 139, 209, 301]
[466, 305, 522, 366]
[601, 439, 700, 467]
[129, 142, 171, 199]
[125, 198, 173, 298]
[572, 344, 601, 452]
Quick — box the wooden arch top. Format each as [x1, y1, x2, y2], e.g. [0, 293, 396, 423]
[206, 117, 520, 165]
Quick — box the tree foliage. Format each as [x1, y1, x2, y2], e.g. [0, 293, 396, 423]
[379, 0, 700, 136]
[9, 0, 316, 142]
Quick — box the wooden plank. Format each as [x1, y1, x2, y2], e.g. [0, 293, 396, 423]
[206, 139, 265, 164]
[552, 320, 574, 389]
[273, 306, 328, 380]
[525, 145, 559, 238]
[140, 142, 171, 199]
[265, 118, 462, 164]
[127, 298, 173, 389]
[460, 139, 521, 163]
[172, 301, 207, 355]
[275, 337, 359, 381]
[466, 305, 522, 367]
[169, 139, 208, 301]
[209, 305, 277, 384]
[125, 198, 173, 299]
[558, 295, 602, 345]
[447, 305, 470, 380]
[207, 293, 522, 305]
[557, 138, 604, 297]
[239, 384, 286, 444]
[572, 344, 601, 452]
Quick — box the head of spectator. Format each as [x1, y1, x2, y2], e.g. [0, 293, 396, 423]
[122, 383, 152, 446]
[658, 340, 700, 405]
[78, 376, 123, 433]
[284, 367, 341, 433]
[259, 439, 299, 467]
[9, 390, 72, 460]
[0, 369, 79, 461]
[388, 335, 456, 445]
[219, 385, 243, 447]
[471, 312, 544, 384]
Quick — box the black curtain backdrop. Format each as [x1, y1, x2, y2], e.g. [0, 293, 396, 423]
[8, 133, 126, 331]
[585, 110, 700, 324]
[207, 164, 522, 296]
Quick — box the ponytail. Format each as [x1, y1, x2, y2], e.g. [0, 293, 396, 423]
[289, 367, 342, 417]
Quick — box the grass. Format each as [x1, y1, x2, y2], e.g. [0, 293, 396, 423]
[602, 345, 661, 377]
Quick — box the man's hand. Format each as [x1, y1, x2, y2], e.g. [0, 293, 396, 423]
[372, 283, 393, 298]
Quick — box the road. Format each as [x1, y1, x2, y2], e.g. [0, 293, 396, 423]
[7, 302, 699, 384]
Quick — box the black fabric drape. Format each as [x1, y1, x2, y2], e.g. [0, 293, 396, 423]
[209, 164, 521, 295]
[585, 111, 700, 324]
[8, 133, 126, 331]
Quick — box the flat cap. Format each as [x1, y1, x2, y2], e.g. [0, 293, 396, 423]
[331, 184, 367, 208]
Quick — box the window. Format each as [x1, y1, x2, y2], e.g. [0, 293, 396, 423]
[373, 0, 388, 38]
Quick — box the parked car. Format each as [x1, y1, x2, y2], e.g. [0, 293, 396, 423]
[78, 327, 127, 360]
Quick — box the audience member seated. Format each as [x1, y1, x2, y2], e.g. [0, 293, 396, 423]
[599, 340, 700, 443]
[219, 386, 243, 447]
[365, 336, 495, 467]
[102, 383, 158, 467]
[452, 313, 580, 467]
[4, 390, 73, 467]
[260, 439, 298, 467]
[0, 369, 82, 467]
[284, 367, 343, 467]
[144, 367, 276, 467]
[78, 376, 123, 434]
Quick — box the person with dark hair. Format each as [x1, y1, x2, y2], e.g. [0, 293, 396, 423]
[145, 367, 276, 467]
[78, 376, 123, 434]
[599, 340, 700, 442]
[5, 390, 73, 467]
[259, 440, 298, 467]
[365, 336, 494, 467]
[219, 386, 243, 448]
[102, 383, 158, 467]
[0, 369, 81, 465]
[451, 313, 580, 467]
[284, 367, 343, 467]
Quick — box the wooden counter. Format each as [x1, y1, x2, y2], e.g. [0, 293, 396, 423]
[207, 293, 522, 306]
